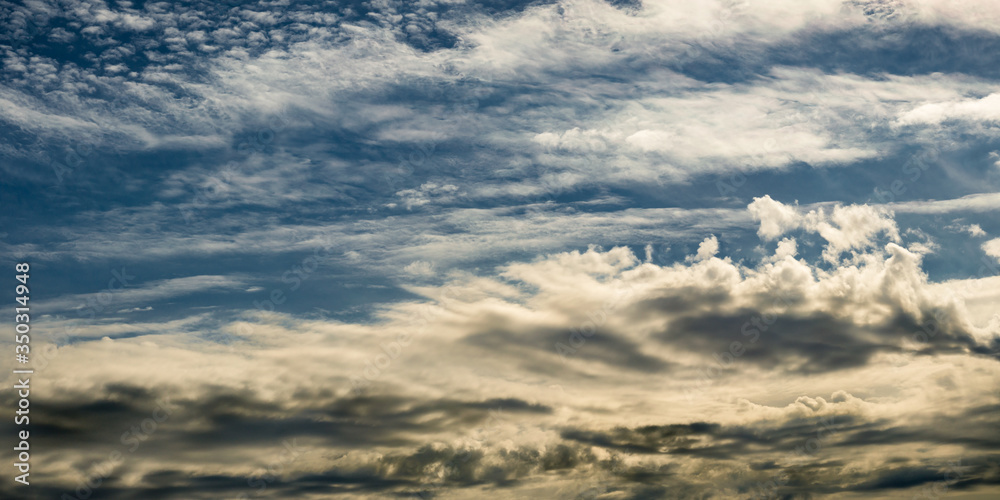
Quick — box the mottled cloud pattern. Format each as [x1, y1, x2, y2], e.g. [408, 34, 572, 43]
[1, 0, 1000, 499]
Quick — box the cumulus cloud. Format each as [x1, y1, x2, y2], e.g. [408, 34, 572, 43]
[749, 195, 802, 240]
[749, 195, 900, 263]
[984, 238, 1000, 263]
[4, 200, 998, 498]
[695, 235, 719, 261]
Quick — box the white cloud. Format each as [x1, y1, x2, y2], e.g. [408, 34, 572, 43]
[624, 129, 673, 152]
[695, 235, 719, 261]
[749, 195, 802, 240]
[6, 1, 1000, 496]
[983, 238, 1000, 263]
[810, 203, 900, 263]
[403, 260, 437, 277]
[11, 196, 1000, 498]
[749, 196, 899, 263]
[765, 237, 798, 263]
[43, 275, 249, 313]
[946, 222, 987, 237]
[965, 223, 987, 237]
[896, 93, 1000, 126]
[394, 182, 460, 210]
[890, 192, 1000, 214]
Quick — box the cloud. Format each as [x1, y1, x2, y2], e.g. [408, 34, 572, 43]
[3, 200, 999, 498]
[890, 192, 1000, 214]
[749, 195, 802, 240]
[749, 195, 899, 263]
[946, 222, 987, 237]
[810, 203, 900, 263]
[41, 274, 249, 314]
[393, 182, 460, 210]
[984, 238, 1000, 263]
[695, 235, 719, 261]
[3, 1, 1000, 498]
[402, 260, 437, 277]
[897, 92, 1000, 125]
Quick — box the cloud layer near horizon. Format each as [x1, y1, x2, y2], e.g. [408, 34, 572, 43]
[3, 198, 1000, 499]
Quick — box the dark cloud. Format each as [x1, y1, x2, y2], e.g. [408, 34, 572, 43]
[658, 307, 995, 374]
[464, 324, 672, 374]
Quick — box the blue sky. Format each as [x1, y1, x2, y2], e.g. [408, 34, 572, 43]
[1, 0, 1000, 498]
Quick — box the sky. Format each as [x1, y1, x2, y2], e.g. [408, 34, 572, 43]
[1, 0, 1000, 498]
